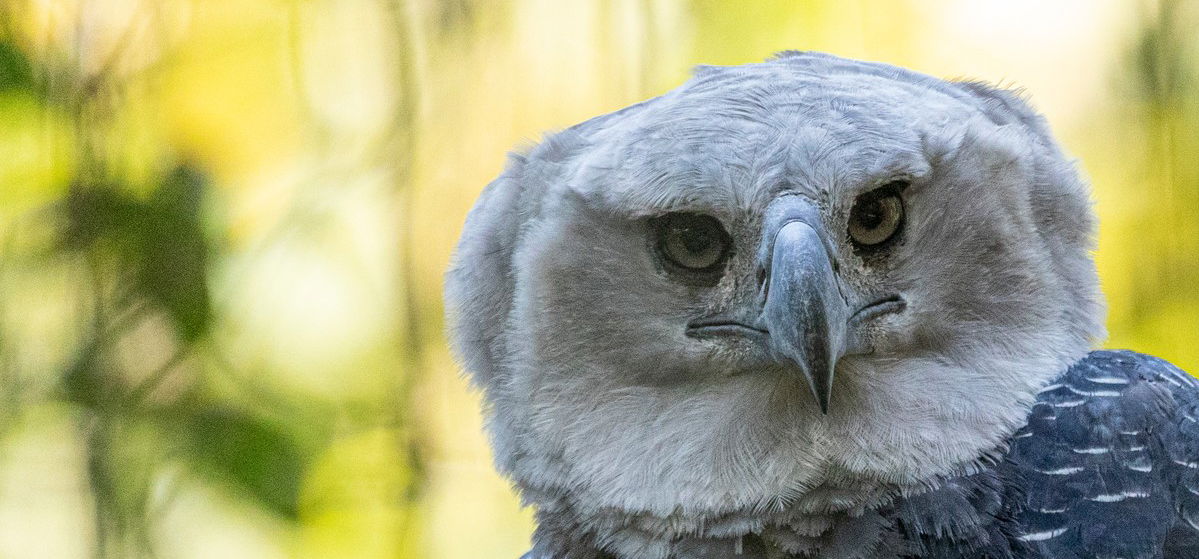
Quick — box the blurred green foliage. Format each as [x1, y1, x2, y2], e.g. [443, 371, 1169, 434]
[62, 166, 212, 342]
[182, 404, 306, 519]
[0, 1, 1196, 558]
[0, 40, 33, 93]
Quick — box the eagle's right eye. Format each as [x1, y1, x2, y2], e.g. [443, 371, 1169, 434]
[654, 213, 732, 276]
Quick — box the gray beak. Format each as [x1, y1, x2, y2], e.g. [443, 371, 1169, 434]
[758, 197, 850, 414]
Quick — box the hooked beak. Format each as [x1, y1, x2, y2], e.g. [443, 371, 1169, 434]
[758, 197, 850, 414]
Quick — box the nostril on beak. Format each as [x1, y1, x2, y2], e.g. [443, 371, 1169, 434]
[756, 266, 769, 301]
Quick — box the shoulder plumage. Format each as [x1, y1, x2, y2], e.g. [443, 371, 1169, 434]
[1004, 350, 1198, 557]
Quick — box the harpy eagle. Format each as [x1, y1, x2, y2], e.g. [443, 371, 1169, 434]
[445, 52, 1199, 558]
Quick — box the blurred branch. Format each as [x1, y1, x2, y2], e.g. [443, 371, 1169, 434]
[1125, 0, 1199, 318]
[0, 230, 20, 435]
[385, 0, 423, 379]
[382, 0, 428, 553]
[123, 346, 189, 409]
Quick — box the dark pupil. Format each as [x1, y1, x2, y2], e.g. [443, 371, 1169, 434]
[857, 200, 884, 229]
[679, 226, 713, 254]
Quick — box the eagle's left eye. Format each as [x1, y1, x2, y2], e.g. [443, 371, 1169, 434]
[848, 182, 906, 248]
[654, 213, 732, 275]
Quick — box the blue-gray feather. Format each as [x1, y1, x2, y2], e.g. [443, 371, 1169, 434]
[893, 350, 1199, 558]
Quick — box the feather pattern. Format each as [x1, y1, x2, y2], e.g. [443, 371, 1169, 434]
[894, 350, 1197, 559]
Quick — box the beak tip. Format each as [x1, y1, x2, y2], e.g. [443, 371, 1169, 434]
[800, 367, 834, 415]
[814, 386, 831, 415]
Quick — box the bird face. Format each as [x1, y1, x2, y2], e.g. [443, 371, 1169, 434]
[446, 53, 1105, 523]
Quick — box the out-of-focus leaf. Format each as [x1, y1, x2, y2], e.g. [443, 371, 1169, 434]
[62, 351, 110, 410]
[0, 40, 34, 93]
[62, 185, 141, 250]
[61, 165, 214, 342]
[180, 404, 305, 519]
[135, 165, 212, 341]
[1130, 1, 1197, 106]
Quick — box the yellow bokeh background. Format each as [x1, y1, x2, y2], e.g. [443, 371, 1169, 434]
[0, 1, 1196, 558]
